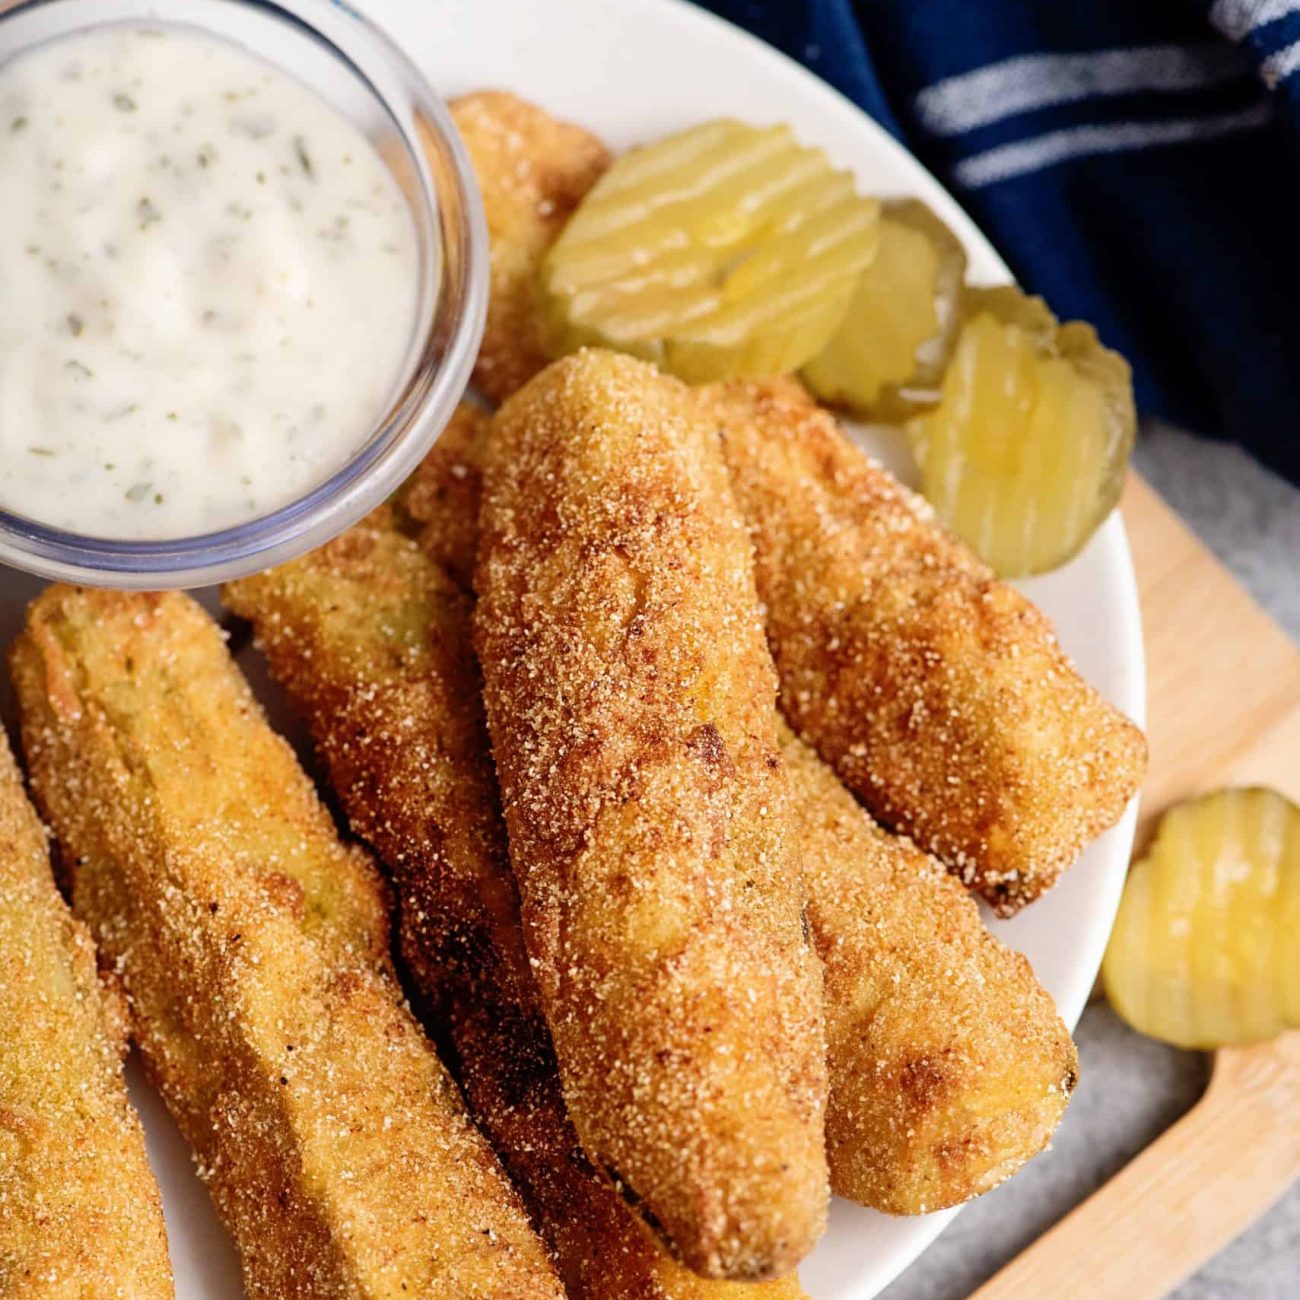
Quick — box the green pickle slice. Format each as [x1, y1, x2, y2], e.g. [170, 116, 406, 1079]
[1103, 788, 1300, 1049]
[802, 199, 966, 419]
[907, 286, 1136, 578]
[537, 119, 881, 383]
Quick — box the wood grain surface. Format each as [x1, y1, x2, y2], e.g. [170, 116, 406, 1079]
[972, 474, 1300, 1300]
[1123, 474, 1300, 821]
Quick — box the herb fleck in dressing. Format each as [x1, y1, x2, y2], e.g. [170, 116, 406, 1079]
[0, 27, 420, 539]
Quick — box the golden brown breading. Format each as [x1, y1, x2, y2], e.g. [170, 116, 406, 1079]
[228, 512, 525, 1031]
[475, 350, 828, 1280]
[11, 587, 563, 1300]
[780, 724, 1078, 1213]
[452, 984, 810, 1300]
[401, 401, 492, 592]
[698, 377, 1148, 914]
[450, 92, 610, 402]
[0, 734, 173, 1300]
[225, 513, 808, 1300]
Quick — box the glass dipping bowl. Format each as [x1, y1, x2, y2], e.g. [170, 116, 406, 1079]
[0, 0, 487, 588]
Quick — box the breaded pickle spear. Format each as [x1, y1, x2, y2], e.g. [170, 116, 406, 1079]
[475, 351, 828, 1280]
[399, 423, 1078, 1214]
[450, 92, 610, 402]
[10, 587, 563, 1300]
[780, 724, 1077, 1212]
[225, 511, 808, 1299]
[452, 974, 808, 1300]
[0, 735, 173, 1300]
[698, 377, 1147, 914]
[400, 401, 492, 592]
[229, 510, 519, 1030]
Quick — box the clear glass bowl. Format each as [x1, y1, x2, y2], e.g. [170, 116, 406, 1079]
[0, 0, 487, 588]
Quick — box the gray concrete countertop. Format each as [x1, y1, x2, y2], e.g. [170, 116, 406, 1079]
[882, 423, 1300, 1300]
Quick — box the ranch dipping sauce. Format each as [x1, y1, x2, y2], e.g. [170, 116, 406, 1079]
[0, 25, 420, 539]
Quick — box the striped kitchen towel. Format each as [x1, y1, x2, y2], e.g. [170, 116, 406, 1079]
[699, 0, 1300, 484]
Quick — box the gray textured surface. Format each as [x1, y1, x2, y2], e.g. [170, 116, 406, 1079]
[882, 424, 1300, 1300]
[1137, 423, 1300, 640]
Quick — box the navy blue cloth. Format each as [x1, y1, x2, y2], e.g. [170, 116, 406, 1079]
[698, 1, 1300, 484]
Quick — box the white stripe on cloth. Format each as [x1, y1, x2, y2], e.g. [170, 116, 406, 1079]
[1261, 38, 1300, 84]
[954, 99, 1274, 188]
[1210, 0, 1300, 42]
[914, 43, 1248, 137]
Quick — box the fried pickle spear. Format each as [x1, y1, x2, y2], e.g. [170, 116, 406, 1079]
[0, 735, 173, 1300]
[230, 509, 516, 1031]
[453, 995, 809, 1300]
[225, 510, 808, 1299]
[475, 350, 828, 1279]
[11, 587, 563, 1300]
[698, 377, 1147, 914]
[398, 403, 1078, 1215]
[450, 91, 610, 402]
[400, 400, 491, 592]
[780, 724, 1078, 1211]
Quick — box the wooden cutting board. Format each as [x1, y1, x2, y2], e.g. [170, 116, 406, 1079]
[970, 474, 1300, 1300]
[1123, 474, 1300, 820]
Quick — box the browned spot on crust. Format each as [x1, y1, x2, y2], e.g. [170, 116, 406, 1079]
[899, 1056, 949, 1110]
[687, 722, 731, 775]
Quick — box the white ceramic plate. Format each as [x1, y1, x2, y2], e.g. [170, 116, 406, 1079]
[0, 2, 1144, 1296]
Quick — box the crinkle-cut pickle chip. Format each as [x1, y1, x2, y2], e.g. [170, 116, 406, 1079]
[1103, 788, 1300, 1050]
[907, 285, 1136, 578]
[802, 198, 966, 419]
[537, 118, 881, 382]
